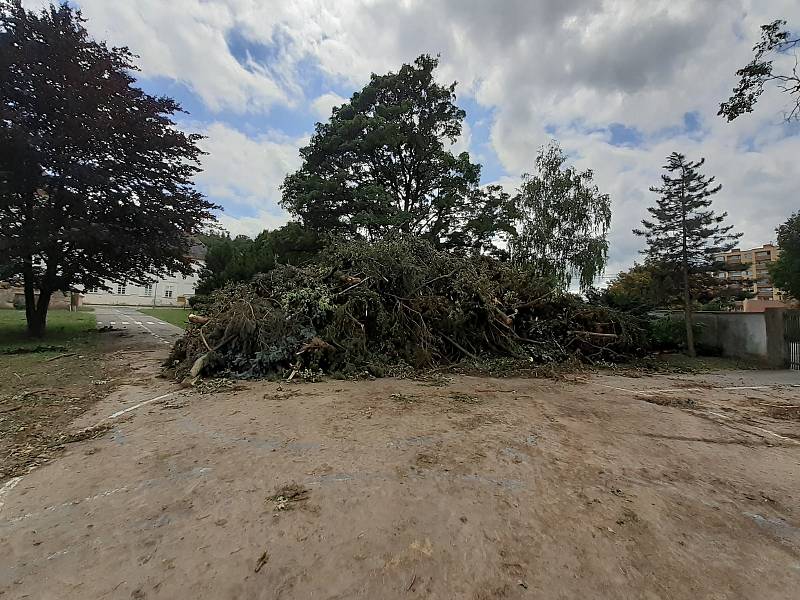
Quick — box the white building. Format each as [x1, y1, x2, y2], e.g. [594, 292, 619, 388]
[82, 243, 206, 307]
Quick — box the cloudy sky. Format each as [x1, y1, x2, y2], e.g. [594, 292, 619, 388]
[26, 0, 800, 278]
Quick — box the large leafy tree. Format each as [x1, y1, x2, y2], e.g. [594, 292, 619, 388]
[770, 212, 800, 300]
[634, 153, 741, 357]
[0, 1, 217, 336]
[510, 141, 611, 291]
[720, 19, 800, 122]
[281, 54, 514, 254]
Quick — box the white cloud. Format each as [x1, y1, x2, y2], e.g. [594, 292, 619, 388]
[194, 122, 306, 211]
[188, 122, 306, 237]
[69, 0, 290, 113]
[217, 210, 291, 237]
[311, 92, 347, 119]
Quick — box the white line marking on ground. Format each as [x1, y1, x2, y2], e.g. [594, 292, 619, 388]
[706, 411, 800, 445]
[146, 322, 155, 324]
[588, 382, 654, 397]
[0, 476, 23, 514]
[103, 391, 177, 421]
[121, 321, 129, 325]
[586, 380, 799, 396]
[136, 318, 172, 345]
[109, 321, 116, 325]
[7, 486, 128, 524]
[135, 321, 142, 325]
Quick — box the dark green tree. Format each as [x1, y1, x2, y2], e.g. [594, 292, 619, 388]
[196, 222, 322, 295]
[770, 212, 800, 300]
[720, 19, 800, 122]
[0, 1, 217, 336]
[281, 54, 514, 254]
[604, 261, 752, 313]
[510, 141, 611, 291]
[634, 153, 741, 357]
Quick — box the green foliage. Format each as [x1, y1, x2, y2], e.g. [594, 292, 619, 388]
[510, 141, 611, 292]
[168, 235, 648, 380]
[770, 212, 800, 300]
[719, 19, 800, 122]
[196, 222, 322, 295]
[0, 2, 216, 336]
[648, 316, 704, 352]
[281, 55, 515, 255]
[604, 261, 749, 312]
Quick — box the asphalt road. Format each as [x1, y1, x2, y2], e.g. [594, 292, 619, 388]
[92, 305, 185, 348]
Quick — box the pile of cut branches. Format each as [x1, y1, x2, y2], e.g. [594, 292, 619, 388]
[167, 236, 647, 380]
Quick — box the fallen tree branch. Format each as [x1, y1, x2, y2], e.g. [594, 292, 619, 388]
[441, 333, 479, 360]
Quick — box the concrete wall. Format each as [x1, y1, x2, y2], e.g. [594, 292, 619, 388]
[1, 284, 71, 310]
[694, 311, 768, 360]
[693, 308, 789, 367]
[742, 298, 794, 313]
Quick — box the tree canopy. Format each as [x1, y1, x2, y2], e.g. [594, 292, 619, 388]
[634, 152, 740, 356]
[281, 54, 515, 255]
[0, 1, 216, 335]
[510, 141, 611, 291]
[770, 212, 800, 300]
[720, 19, 800, 122]
[603, 261, 751, 313]
[197, 222, 322, 295]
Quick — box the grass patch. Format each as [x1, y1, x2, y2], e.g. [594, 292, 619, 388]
[139, 307, 190, 329]
[0, 309, 97, 353]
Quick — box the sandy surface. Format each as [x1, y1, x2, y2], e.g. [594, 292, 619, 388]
[1, 345, 799, 599]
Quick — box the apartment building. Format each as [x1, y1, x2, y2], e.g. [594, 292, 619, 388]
[714, 243, 784, 302]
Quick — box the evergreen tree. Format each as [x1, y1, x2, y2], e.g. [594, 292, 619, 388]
[634, 153, 741, 357]
[510, 141, 611, 291]
[196, 223, 322, 295]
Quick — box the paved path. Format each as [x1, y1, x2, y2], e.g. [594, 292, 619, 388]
[92, 305, 185, 348]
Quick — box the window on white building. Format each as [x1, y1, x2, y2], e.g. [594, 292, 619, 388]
[164, 285, 174, 299]
[143, 285, 153, 297]
[116, 283, 127, 295]
[86, 287, 98, 294]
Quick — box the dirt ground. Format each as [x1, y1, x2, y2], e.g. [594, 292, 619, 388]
[1, 335, 799, 599]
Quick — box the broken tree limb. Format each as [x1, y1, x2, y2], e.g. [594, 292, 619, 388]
[441, 333, 479, 360]
[568, 331, 619, 339]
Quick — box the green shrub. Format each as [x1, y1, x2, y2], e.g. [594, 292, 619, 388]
[648, 316, 704, 352]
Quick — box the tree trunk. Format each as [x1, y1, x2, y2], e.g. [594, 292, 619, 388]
[681, 261, 696, 358]
[27, 287, 51, 338]
[22, 254, 54, 338]
[679, 168, 695, 358]
[22, 257, 43, 337]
